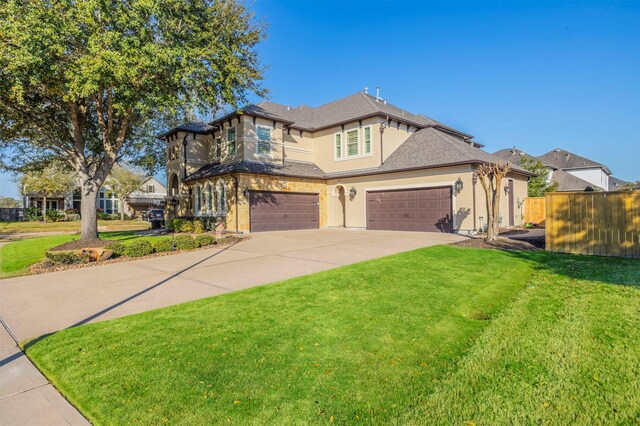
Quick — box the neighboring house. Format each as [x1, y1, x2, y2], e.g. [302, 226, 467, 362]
[538, 148, 611, 190]
[494, 147, 629, 192]
[24, 176, 166, 217]
[161, 90, 532, 233]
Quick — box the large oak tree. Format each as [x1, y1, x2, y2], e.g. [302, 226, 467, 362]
[0, 0, 265, 240]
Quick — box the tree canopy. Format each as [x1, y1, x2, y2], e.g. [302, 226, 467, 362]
[0, 0, 266, 238]
[106, 164, 146, 221]
[519, 157, 558, 197]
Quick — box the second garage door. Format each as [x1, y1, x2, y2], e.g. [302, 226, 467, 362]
[366, 187, 453, 232]
[249, 191, 319, 232]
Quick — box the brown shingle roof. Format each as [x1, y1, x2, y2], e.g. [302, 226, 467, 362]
[538, 148, 611, 174]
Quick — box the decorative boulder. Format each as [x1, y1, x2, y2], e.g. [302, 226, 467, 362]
[80, 248, 113, 262]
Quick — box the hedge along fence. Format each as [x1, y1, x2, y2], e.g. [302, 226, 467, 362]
[546, 191, 640, 258]
[524, 197, 546, 225]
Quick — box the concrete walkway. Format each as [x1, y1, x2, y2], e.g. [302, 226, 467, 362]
[0, 229, 463, 424]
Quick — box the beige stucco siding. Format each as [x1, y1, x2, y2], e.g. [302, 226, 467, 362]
[327, 167, 529, 232]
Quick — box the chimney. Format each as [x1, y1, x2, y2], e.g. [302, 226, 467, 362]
[376, 84, 381, 101]
[364, 86, 368, 94]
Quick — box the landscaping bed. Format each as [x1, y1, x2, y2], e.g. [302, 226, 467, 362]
[28, 234, 246, 275]
[23, 247, 640, 424]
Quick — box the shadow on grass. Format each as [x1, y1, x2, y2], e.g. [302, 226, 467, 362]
[498, 248, 640, 288]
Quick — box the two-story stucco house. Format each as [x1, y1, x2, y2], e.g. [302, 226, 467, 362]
[160, 91, 532, 233]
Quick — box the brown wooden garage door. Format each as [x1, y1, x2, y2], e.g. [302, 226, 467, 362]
[366, 187, 453, 232]
[249, 191, 319, 232]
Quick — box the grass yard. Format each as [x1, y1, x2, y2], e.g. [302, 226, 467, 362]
[23, 246, 640, 425]
[0, 231, 170, 278]
[0, 219, 150, 234]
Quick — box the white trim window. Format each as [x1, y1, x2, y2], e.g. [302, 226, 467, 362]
[215, 137, 222, 159]
[363, 126, 372, 154]
[346, 129, 359, 157]
[227, 127, 236, 155]
[194, 185, 202, 215]
[257, 125, 271, 155]
[334, 133, 342, 159]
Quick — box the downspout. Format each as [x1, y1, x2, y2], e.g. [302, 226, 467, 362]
[231, 174, 240, 234]
[379, 121, 387, 165]
[182, 134, 189, 180]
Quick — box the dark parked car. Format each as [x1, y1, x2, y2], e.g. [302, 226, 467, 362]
[144, 208, 165, 229]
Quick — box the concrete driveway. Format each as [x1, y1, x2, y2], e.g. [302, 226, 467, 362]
[1, 229, 464, 342]
[0, 229, 462, 425]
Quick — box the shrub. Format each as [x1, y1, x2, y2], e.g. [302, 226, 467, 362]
[194, 234, 214, 247]
[109, 213, 120, 220]
[24, 207, 40, 221]
[97, 210, 110, 220]
[46, 209, 64, 222]
[124, 240, 154, 257]
[45, 250, 89, 264]
[165, 219, 175, 231]
[174, 235, 197, 250]
[179, 221, 195, 233]
[193, 219, 204, 234]
[105, 242, 126, 257]
[153, 239, 173, 253]
[67, 213, 81, 221]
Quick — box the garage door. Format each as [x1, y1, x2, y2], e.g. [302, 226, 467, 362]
[366, 187, 453, 232]
[249, 191, 319, 232]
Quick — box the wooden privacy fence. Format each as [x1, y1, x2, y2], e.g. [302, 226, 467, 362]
[524, 197, 546, 225]
[546, 191, 640, 258]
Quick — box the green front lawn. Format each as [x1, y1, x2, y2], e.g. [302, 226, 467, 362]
[0, 231, 170, 278]
[0, 219, 150, 234]
[24, 246, 640, 425]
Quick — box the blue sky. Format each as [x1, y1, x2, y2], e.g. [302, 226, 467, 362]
[1, 1, 638, 199]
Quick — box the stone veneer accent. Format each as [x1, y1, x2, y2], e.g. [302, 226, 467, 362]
[187, 173, 328, 233]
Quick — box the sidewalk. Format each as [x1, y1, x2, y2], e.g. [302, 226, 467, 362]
[0, 322, 89, 426]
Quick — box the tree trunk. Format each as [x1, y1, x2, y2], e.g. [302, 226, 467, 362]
[80, 182, 99, 240]
[42, 194, 47, 223]
[120, 197, 125, 221]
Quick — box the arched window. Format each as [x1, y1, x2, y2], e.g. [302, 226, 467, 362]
[194, 185, 202, 215]
[169, 174, 179, 197]
[216, 179, 226, 213]
[206, 183, 213, 214]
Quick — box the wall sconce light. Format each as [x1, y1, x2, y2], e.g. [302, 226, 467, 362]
[349, 186, 357, 199]
[504, 184, 510, 195]
[454, 177, 464, 195]
[242, 188, 250, 198]
[471, 173, 478, 186]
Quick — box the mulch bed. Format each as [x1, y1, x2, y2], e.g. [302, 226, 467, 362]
[452, 236, 542, 251]
[51, 238, 115, 251]
[29, 235, 248, 275]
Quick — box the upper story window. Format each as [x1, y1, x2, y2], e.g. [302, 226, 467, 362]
[257, 125, 271, 155]
[363, 126, 371, 154]
[215, 137, 222, 159]
[334, 126, 373, 160]
[335, 133, 342, 159]
[227, 128, 236, 155]
[346, 129, 359, 156]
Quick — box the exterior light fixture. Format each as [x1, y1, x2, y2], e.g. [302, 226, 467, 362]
[349, 186, 357, 199]
[242, 188, 250, 198]
[504, 184, 510, 195]
[454, 177, 464, 195]
[471, 173, 478, 186]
